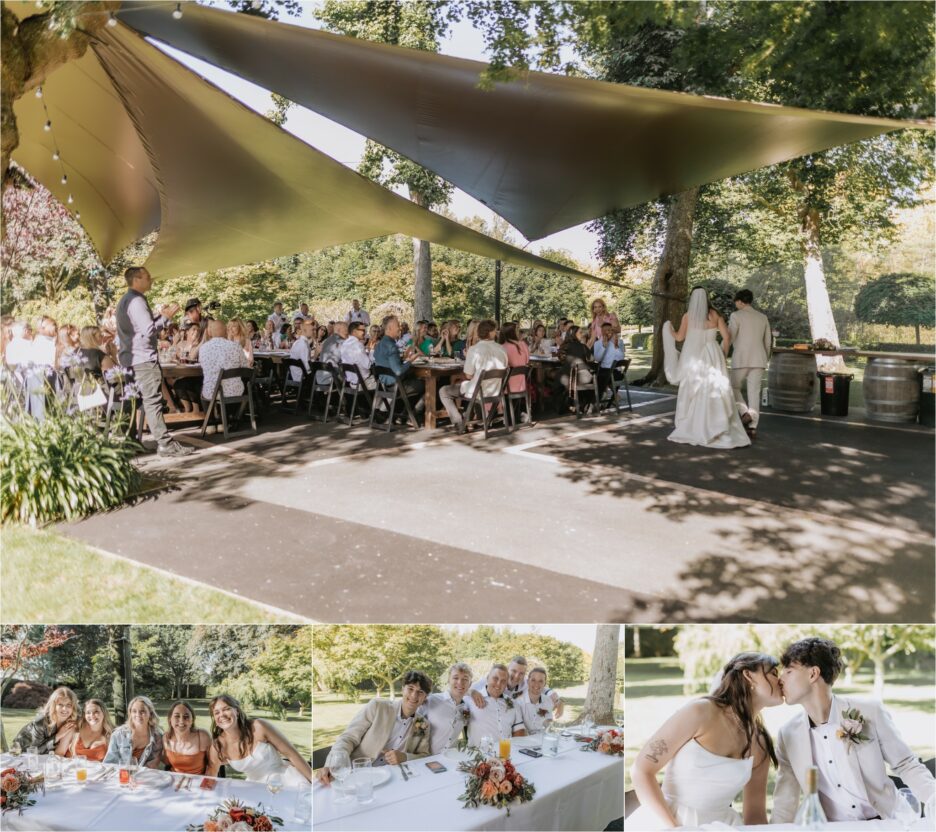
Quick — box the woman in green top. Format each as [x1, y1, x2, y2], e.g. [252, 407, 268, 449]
[414, 321, 433, 355]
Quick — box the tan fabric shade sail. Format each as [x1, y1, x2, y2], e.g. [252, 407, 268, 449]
[116, 1, 929, 242]
[10, 11, 597, 282]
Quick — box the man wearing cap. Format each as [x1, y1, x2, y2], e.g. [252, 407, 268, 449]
[184, 298, 208, 334]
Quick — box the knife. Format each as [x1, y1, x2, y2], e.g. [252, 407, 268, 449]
[399, 763, 409, 782]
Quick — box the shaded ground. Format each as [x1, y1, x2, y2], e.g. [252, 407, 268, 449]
[58, 396, 934, 624]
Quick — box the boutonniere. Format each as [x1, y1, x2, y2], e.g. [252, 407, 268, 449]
[412, 715, 429, 737]
[510, 691, 523, 700]
[536, 708, 550, 718]
[458, 703, 471, 722]
[503, 698, 514, 711]
[836, 707, 870, 753]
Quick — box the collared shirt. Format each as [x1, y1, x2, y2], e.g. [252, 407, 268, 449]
[5, 337, 33, 368]
[317, 334, 345, 385]
[289, 337, 313, 382]
[199, 337, 248, 400]
[424, 691, 470, 756]
[466, 689, 522, 746]
[340, 336, 373, 385]
[593, 337, 625, 369]
[461, 340, 508, 398]
[267, 312, 285, 331]
[103, 725, 164, 767]
[373, 335, 410, 385]
[519, 692, 555, 734]
[470, 678, 556, 704]
[810, 705, 877, 822]
[116, 289, 168, 367]
[387, 706, 414, 752]
[292, 310, 312, 321]
[346, 308, 370, 325]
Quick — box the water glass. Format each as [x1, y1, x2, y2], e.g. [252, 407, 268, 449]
[331, 755, 353, 805]
[44, 755, 62, 783]
[355, 778, 374, 805]
[541, 732, 560, 758]
[26, 746, 39, 774]
[352, 757, 371, 772]
[896, 788, 921, 830]
[293, 788, 312, 823]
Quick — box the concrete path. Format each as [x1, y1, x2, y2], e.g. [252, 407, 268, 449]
[61, 400, 934, 623]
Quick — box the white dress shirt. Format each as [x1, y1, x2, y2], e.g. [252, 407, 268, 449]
[466, 689, 522, 746]
[289, 336, 312, 382]
[5, 337, 33, 368]
[346, 308, 371, 325]
[423, 691, 470, 756]
[387, 707, 415, 752]
[340, 336, 374, 385]
[593, 337, 625, 369]
[810, 716, 878, 821]
[519, 692, 555, 734]
[460, 340, 508, 398]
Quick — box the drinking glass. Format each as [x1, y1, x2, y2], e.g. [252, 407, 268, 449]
[581, 717, 595, 737]
[26, 746, 39, 774]
[479, 736, 494, 757]
[352, 757, 371, 772]
[293, 788, 312, 823]
[74, 754, 88, 784]
[541, 732, 559, 758]
[895, 788, 921, 831]
[44, 755, 62, 783]
[331, 754, 353, 805]
[355, 779, 374, 805]
[266, 772, 283, 795]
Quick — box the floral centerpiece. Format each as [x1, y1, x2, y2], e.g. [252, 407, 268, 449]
[582, 728, 625, 756]
[186, 799, 283, 831]
[1, 767, 44, 814]
[457, 750, 535, 816]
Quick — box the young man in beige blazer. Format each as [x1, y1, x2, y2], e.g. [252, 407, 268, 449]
[773, 638, 934, 823]
[317, 670, 432, 782]
[728, 289, 772, 439]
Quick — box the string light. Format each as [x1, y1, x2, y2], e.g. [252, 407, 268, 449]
[38, 89, 80, 221]
[52, 151, 60, 161]
[76, 212, 81, 220]
[67, 194, 73, 204]
[172, 3, 183, 19]
[43, 120, 52, 132]
[107, 12, 118, 27]
[35, 87, 42, 99]
[61, 174, 67, 185]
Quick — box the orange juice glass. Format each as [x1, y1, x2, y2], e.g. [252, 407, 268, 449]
[119, 768, 130, 785]
[498, 739, 510, 759]
[75, 755, 88, 782]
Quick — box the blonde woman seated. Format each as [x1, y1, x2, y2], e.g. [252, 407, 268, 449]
[629, 652, 781, 829]
[103, 695, 164, 769]
[67, 699, 114, 763]
[78, 326, 116, 378]
[207, 695, 311, 785]
[13, 686, 80, 755]
[227, 318, 254, 367]
[163, 700, 211, 775]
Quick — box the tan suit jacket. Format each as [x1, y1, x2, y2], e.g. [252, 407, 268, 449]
[729, 305, 772, 369]
[324, 698, 430, 768]
[772, 695, 935, 823]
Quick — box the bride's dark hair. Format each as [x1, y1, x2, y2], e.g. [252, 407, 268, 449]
[705, 652, 779, 767]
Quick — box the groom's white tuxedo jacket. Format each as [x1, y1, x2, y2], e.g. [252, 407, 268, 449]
[772, 695, 935, 823]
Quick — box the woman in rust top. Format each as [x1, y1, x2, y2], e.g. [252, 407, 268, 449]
[162, 700, 211, 775]
[67, 699, 114, 762]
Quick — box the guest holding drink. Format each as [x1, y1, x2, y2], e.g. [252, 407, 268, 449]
[103, 695, 164, 769]
[67, 699, 114, 762]
[431, 321, 462, 358]
[13, 686, 80, 755]
[163, 700, 211, 775]
[588, 298, 620, 341]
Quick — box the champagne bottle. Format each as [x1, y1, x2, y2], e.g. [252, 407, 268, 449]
[794, 766, 828, 829]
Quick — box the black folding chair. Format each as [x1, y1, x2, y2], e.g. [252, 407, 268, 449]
[307, 361, 342, 423]
[369, 365, 419, 432]
[605, 357, 633, 413]
[280, 358, 309, 413]
[199, 367, 257, 439]
[252, 356, 278, 408]
[454, 367, 512, 439]
[505, 365, 534, 428]
[340, 362, 375, 426]
[570, 359, 600, 418]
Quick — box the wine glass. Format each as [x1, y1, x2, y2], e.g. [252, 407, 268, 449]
[895, 788, 921, 831]
[266, 772, 284, 795]
[330, 753, 353, 805]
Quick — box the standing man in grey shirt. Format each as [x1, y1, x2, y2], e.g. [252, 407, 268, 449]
[116, 266, 193, 457]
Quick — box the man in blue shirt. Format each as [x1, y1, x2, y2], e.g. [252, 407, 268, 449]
[593, 321, 625, 407]
[373, 315, 425, 420]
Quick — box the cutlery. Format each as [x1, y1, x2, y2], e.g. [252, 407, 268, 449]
[399, 764, 408, 782]
[174, 776, 184, 792]
[184, 777, 192, 791]
[403, 763, 413, 778]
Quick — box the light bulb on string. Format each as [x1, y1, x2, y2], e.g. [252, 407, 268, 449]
[172, 3, 183, 19]
[67, 194, 74, 204]
[61, 174, 67, 185]
[75, 212, 81, 220]
[107, 12, 118, 27]
[43, 120, 52, 132]
[52, 151, 60, 161]
[35, 87, 42, 99]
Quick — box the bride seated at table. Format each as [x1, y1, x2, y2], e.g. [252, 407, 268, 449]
[103, 695, 165, 769]
[206, 694, 311, 785]
[12, 686, 79, 755]
[66, 699, 114, 763]
[162, 700, 212, 775]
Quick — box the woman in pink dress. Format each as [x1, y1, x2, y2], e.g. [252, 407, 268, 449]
[589, 298, 620, 341]
[499, 322, 532, 423]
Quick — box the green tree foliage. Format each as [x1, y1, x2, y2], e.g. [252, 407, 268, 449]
[835, 625, 935, 698]
[854, 273, 936, 344]
[188, 625, 292, 685]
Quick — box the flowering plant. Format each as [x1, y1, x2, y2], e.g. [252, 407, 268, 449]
[457, 750, 535, 816]
[186, 799, 283, 831]
[1, 767, 44, 814]
[412, 715, 429, 737]
[836, 708, 870, 753]
[582, 729, 625, 756]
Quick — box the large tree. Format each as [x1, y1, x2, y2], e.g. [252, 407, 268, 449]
[581, 625, 620, 725]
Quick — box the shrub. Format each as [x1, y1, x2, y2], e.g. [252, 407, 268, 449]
[1, 395, 141, 526]
[854, 273, 936, 344]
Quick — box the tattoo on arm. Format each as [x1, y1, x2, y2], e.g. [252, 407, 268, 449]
[645, 738, 668, 764]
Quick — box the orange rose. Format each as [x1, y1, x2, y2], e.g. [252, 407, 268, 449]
[499, 780, 513, 795]
[1, 774, 21, 793]
[253, 817, 273, 832]
[229, 808, 247, 822]
[203, 822, 220, 832]
[0, 768, 15, 777]
[481, 780, 498, 800]
[598, 742, 610, 753]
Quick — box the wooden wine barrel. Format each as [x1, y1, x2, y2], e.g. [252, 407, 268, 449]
[864, 357, 920, 423]
[767, 352, 816, 412]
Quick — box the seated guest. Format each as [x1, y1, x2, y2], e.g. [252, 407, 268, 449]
[246, 320, 260, 344]
[318, 671, 432, 782]
[529, 323, 556, 356]
[413, 320, 432, 355]
[78, 326, 116, 377]
[424, 662, 473, 756]
[103, 695, 164, 769]
[427, 322, 440, 341]
[162, 700, 211, 775]
[554, 325, 594, 411]
[267, 301, 286, 333]
[498, 321, 530, 395]
[55, 325, 78, 369]
[471, 656, 562, 714]
[260, 319, 277, 349]
[68, 699, 114, 762]
[158, 321, 180, 351]
[466, 665, 526, 747]
[289, 319, 317, 382]
[184, 298, 207, 334]
[199, 319, 249, 404]
[177, 321, 203, 362]
[28, 316, 57, 421]
[373, 315, 425, 416]
[439, 319, 507, 434]
[13, 686, 79, 755]
[277, 322, 293, 349]
[519, 668, 558, 734]
[317, 321, 347, 384]
[431, 321, 462, 358]
[593, 320, 626, 404]
[395, 321, 412, 350]
[227, 318, 254, 367]
[464, 319, 480, 351]
[173, 323, 206, 412]
[4, 321, 32, 368]
[341, 322, 376, 389]
[316, 324, 329, 345]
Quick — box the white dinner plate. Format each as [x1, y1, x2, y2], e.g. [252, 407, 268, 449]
[134, 769, 174, 789]
[346, 768, 391, 788]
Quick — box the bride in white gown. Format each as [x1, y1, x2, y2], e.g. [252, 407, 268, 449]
[662, 287, 751, 449]
[207, 694, 311, 787]
[628, 652, 782, 830]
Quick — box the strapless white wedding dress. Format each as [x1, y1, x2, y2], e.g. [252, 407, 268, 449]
[662, 326, 751, 449]
[627, 739, 752, 830]
[227, 741, 306, 787]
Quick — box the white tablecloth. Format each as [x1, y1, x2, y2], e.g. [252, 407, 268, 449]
[0, 755, 311, 831]
[698, 822, 932, 831]
[313, 735, 623, 831]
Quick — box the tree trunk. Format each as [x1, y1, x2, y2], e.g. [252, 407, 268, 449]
[109, 625, 133, 721]
[582, 625, 620, 725]
[644, 187, 700, 385]
[89, 265, 111, 322]
[632, 627, 641, 659]
[872, 657, 885, 700]
[915, 323, 921, 345]
[801, 207, 847, 372]
[408, 188, 433, 323]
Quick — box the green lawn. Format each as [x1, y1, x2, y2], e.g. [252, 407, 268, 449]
[2, 700, 311, 774]
[625, 658, 936, 810]
[0, 526, 306, 623]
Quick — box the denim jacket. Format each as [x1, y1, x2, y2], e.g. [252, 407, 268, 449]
[103, 725, 164, 767]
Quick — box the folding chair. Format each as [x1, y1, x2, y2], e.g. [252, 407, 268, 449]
[340, 362, 375, 426]
[252, 356, 278, 408]
[505, 365, 534, 428]
[280, 358, 309, 413]
[570, 359, 600, 418]
[369, 365, 419, 432]
[199, 367, 258, 439]
[105, 374, 145, 437]
[608, 357, 633, 412]
[307, 361, 342, 423]
[455, 367, 512, 439]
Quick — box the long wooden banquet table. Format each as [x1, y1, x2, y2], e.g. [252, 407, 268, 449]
[0, 754, 311, 831]
[313, 734, 623, 831]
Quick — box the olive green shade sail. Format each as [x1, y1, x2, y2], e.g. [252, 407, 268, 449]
[117, 1, 930, 242]
[10, 12, 597, 282]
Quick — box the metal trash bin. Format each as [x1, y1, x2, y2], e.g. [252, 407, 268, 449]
[817, 372, 852, 417]
[919, 366, 935, 428]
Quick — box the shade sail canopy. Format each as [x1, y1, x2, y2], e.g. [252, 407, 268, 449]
[10, 12, 596, 282]
[116, 2, 929, 242]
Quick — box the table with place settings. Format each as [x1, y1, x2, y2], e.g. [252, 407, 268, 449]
[697, 822, 931, 831]
[0, 754, 311, 831]
[313, 733, 623, 831]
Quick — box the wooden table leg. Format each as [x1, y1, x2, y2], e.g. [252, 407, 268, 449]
[424, 374, 437, 430]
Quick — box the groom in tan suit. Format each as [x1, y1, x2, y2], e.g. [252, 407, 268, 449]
[728, 289, 772, 438]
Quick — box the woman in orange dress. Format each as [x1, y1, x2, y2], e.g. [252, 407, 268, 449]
[67, 699, 114, 762]
[162, 701, 211, 775]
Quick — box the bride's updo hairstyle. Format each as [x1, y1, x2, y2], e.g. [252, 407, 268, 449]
[705, 652, 779, 766]
[209, 694, 255, 762]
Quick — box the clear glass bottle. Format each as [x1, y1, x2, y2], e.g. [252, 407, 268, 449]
[794, 766, 828, 830]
